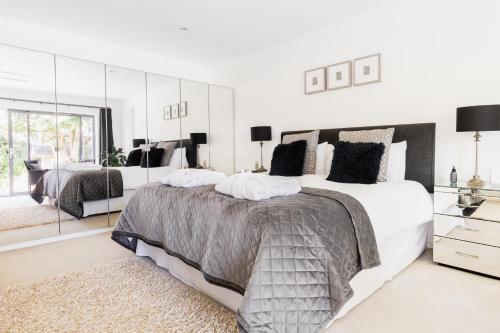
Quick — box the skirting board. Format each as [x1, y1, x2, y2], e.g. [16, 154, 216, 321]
[0, 227, 113, 253]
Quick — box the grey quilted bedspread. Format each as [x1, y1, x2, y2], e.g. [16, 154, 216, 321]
[112, 183, 380, 332]
[31, 169, 123, 218]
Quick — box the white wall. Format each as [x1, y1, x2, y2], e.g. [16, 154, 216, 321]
[0, 18, 213, 83]
[214, 0, 500, 182]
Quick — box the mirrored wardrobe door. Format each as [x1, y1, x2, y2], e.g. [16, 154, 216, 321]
[0, 45, 58, 245]
[105, 65, 148, 226]
[54, 56, 108, 234]
[208, 85, 234, 175]
[146, 73, 181, 180]
[180, 80, 209, 169]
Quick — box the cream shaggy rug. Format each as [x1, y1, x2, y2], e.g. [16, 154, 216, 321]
[0, 204, 73, 231]
[0, 257, 238, 333]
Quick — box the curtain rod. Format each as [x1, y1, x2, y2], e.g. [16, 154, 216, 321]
[0, 96, 103, 109]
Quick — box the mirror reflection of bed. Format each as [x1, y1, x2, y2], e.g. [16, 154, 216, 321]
[0, 43, 235, 247]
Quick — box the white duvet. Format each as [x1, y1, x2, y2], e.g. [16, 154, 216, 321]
[110, 166, 176, 190]
[298, 175, 433, 245]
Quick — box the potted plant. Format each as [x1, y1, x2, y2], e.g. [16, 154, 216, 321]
[101, 146, 126, 167]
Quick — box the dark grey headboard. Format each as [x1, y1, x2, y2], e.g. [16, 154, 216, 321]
[281, 123, 436, 192]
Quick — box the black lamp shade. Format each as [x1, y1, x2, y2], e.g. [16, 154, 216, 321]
[251, 126, 272, 142]
[132, 138, 146, 148]
[190, 132, 207, 144]
[457, 105, 500, 132]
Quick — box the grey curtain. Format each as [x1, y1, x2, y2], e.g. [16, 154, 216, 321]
[99, 107, 113, 162]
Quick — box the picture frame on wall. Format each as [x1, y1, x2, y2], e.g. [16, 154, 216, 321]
[171, 104, 179, 118]
[179, 101, 188, 117]
[304, 67, 326, 94]
[326, 61, 352, 90]
[163, 106, 171, 120]
[353, 53, 381, 86]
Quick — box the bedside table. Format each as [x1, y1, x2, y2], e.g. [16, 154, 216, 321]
[433, 181, 500, 278]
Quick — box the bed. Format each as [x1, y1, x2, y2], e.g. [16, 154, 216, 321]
[112, 123, 436, 332]
[32, 139, 197, 218]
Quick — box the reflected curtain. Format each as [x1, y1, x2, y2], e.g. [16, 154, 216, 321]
[99, 107, 113, 163]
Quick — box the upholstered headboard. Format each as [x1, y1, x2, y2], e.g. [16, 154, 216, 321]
[281, 123, 436, 192]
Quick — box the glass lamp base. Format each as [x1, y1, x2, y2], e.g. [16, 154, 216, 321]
[252, 167, 267, 173]
[467, 176, 485, 188]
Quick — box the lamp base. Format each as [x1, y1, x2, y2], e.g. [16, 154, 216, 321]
[252, 167, 267, 173]
[467, 175, 485, 188]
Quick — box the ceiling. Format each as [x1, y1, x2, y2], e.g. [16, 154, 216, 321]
[0, 0, 391, 66]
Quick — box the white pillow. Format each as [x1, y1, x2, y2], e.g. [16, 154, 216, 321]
[386, 141, 407, 181]
[168, 148, 189, 169]
[315, 142, 328, 175]
[324, 144, 335, 176]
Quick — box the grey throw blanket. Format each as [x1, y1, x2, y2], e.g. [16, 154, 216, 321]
[31, 169, 123, 218]
[112, 183, 379, 332]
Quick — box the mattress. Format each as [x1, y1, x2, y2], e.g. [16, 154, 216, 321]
[136, 221, 431, 322]
[109, 166, 175, 190]
[82, 189, 135, 217]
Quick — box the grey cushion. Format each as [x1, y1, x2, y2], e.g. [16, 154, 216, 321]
[156, 141, 177, 166]
[339, 128, 394, 182]
[282, 129, 319, 174]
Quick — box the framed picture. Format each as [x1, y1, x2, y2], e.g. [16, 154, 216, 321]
[171, 104, 179, 118]
[163, 106, 171, 120]
[326, 61, 352, 90]
[353, 53, 381, 86]
[304, 67, 326, 94]
[179, 101, 187, 117]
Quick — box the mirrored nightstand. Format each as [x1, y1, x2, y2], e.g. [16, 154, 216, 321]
[433, 181, 500, 278]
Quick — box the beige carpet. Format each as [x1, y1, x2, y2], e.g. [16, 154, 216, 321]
[0, 256, 237, 333]
[0, 204, 73, 231]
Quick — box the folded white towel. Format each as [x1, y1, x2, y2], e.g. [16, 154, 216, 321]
[161, 169, 227, 188]
[63, 163, 101, 171]
[215, 173, 301, 201]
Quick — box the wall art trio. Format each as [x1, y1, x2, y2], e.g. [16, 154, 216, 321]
[304, 53, 381, 95]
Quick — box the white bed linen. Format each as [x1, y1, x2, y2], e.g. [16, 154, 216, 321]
[110, 166, 176, 190]
[136, 222, 431, 321]
[297, 175, 433, 245]
[133, 176, 433, 323]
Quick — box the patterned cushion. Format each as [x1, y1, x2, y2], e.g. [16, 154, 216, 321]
[138, 143, 157, 151]
[282, 130, 320, 174]
[156, 141, 177, 166]
[339, 128, 394, 182]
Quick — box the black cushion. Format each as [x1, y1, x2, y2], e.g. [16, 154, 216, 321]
[125, 149, 143, 167]
[140, 147, 165, 168]
[269, 140, 307, 176]
[327, 141, 385, 184]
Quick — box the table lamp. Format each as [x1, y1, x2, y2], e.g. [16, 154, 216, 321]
[457, 105, 500, 187]
[250, 126, 272, 172]
[190, 132, 207, 168]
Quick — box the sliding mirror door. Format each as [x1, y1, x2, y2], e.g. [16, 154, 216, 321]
[105, 66, 147, 226]
[209, 85, 234, 175]
[180, 80, 209, 169]
[0, 45, 59, 245]
[54, 56, 108, 234]
[146, 74, 182, 182]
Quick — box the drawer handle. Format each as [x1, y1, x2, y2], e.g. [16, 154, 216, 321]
[458, 226, 480, 233]
[454, 251, 479, 259]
